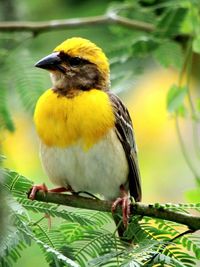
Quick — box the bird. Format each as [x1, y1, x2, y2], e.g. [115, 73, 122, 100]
[29, 37, 142, 226]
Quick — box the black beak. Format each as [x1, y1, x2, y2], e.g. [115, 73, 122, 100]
[35, 52, 63, 71]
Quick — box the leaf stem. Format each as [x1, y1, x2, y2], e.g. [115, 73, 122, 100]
[175, 115, 200, 181]
[175, 38, 200, 181]
[185, 40, 200, 160]
[169, 228, 194, 243]
[31, 216, 46, 226]
[0, 14, 154, 34]
[36, 223, 55, 248]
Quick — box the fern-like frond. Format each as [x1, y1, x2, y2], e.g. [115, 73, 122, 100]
[141, 220, 177, 242]
[6, 48, 49, 113]
[60, 222, 85, 243]
[74, 210, 112, 227]
[33, 224, 74, 263]
[180, 233, 200, 260]
[3, 169, 96, 226]
[2, 168, 200, 266]
[0, 225, 28, 267]
[12, 204, 78, 267]
[89, 240, 161, 267]
[0, 36, 49, 131]
[125, 216, 172, 243]
[2, 169, 33, 197]
[1, 170, 81, 266]
[19, 226, 79, 267]
[126, 216, 199, 267]
[72, 230, 121, 267]
[153, 203, 200, 214]
[0, 33, 31, 132]
[0, 78, 15, 132]
[142, 217, 183, 239]
[88, 249, 125, 267]
[162, 245, 196, 267]
[123, 216, 147, 242]
[0, 196, 32, 267]
[148, 251, 194, 267]
[145, 215, 200, 260]
[18, 198, 93, 226]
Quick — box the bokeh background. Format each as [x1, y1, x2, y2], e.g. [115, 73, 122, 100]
[1, 0, 200, 266]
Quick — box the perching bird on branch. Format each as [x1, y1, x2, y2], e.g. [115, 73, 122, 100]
[29, 37, 142, 226]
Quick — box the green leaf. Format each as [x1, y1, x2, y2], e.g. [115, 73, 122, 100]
[153, 202, 200, 211]
[181, 4, 200, 35]
[152, 251, 195, 267]
[197, 98, 200, 111]
[18, 198, 94, 226]
[193, 36, 200, 54]
[181, 234, 200, 260]
[166, 85, 187, 114]
[131, 36, 158, 56]
[2, 169, 33, 197]
[74, 231, 115, 265]
[20, 226, 79, 267]
[0, 227, 29, 266]
[153, 41, 183, 70]
[10, 49, 48, 113]
[156, 8, 188, 37]
[76, 210, 112, 227]
[0, 82, 15, 132]
[2, 169, 94, 226]
[185, 188, 200, 202]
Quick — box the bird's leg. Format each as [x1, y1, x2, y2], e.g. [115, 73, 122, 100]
[28, 184, 73, 200]
[111, 185, 130, 227]
[49, 186, 73, 193]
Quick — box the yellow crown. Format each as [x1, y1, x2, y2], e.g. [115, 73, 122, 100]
[54, 37, 109, 75]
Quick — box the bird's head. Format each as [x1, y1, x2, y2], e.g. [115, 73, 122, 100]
[35, 37, 110, 94]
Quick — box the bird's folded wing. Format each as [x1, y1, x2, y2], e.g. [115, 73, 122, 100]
[109, 92, 142, 202]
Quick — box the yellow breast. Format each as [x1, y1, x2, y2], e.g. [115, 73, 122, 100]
[34, 89, 115, 149]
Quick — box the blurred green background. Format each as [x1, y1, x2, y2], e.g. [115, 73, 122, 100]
[1, 0, 200, 266]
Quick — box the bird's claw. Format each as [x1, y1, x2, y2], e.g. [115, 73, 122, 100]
[28, 183, 48, 200]
[112, 195, 130, 227]
[28, 184, 73, 200]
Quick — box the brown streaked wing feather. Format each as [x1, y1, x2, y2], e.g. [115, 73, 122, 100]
[109, 92, 142, 202]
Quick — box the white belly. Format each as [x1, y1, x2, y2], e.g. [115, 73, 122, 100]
[39, 129, 129, 200]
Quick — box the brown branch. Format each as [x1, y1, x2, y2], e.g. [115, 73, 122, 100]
[34, 191, 200, 231]
[0, 13, 154, 34]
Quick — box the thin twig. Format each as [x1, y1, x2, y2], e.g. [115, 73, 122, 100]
[175, 115, 200, 181]
[170, 228, 194, 243]
[0, 14, 154, 34]
[175, 38, 200, 181]
[32, 190, 200, 231]
[185, 40, 200, 160]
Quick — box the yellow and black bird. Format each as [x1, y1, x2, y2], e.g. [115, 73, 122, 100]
[30, 37, 141, 226]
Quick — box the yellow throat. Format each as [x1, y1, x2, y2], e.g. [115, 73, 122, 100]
[34, 89, 115, 149]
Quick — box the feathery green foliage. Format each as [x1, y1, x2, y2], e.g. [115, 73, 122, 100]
[1, 170, 200, 266]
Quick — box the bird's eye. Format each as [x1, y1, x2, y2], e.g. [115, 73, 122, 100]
[69, 57, 82, 67]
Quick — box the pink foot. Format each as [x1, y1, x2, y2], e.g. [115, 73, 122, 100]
[29, 183, 48, 200]
[28, 184, 73, 200]
[111, 186, 130, 227]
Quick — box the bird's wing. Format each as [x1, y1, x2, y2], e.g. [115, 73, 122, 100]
[109, 92, 142, 202]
